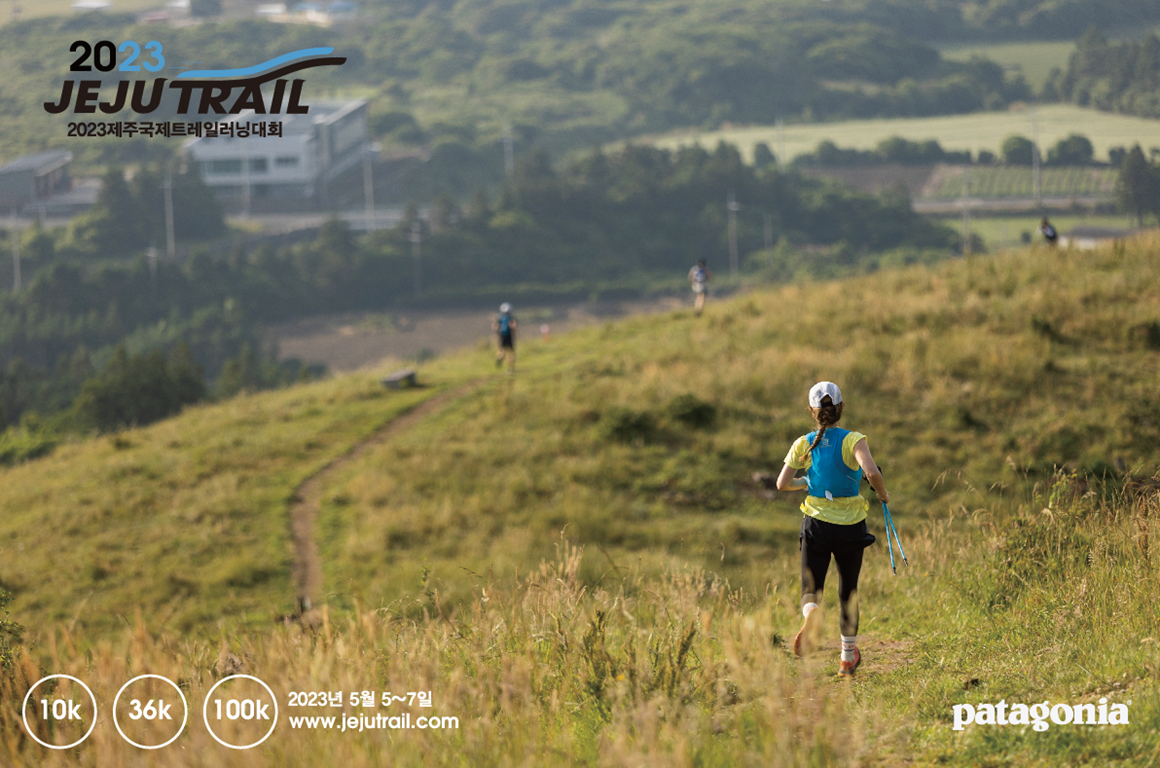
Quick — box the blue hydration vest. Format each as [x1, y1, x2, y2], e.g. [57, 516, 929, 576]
[804, 427, 862, 499]
[498, 314, 511, 334]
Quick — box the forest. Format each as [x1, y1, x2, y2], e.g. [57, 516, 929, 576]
[1049, 28, 1160, 117]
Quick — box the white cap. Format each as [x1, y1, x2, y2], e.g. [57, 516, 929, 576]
[808, 381, 842, 408]
[499, 302, 511, 313]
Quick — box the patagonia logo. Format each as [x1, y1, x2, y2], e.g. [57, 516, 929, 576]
[952, 699, 1129, 732]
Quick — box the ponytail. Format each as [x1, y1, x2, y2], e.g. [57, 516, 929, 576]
[808, 397, 843, 452]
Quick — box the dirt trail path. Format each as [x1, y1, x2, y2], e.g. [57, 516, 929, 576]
[289, 380, 484, 611]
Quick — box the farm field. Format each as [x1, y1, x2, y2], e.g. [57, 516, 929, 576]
[646, 105, 1160, 165]
[924, 165, 1119, 200]
[0, 0, 160, 23]
[3, 236, 1160, 763]
[939, 213, 1139, 251]
[939, 40, 1074, 91]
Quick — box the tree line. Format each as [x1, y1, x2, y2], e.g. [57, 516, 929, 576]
[1116, 144, 1160, 224]
[1047, 28, 1160, 118]
[790, 132, 1113, 169]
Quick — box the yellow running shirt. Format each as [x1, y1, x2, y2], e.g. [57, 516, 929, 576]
[784, 431, 869, 525]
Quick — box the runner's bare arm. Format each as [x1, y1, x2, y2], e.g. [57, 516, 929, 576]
[853, 439, 889, 503]
[776, 463, 806, 492]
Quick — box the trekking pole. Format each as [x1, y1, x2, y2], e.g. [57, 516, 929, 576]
[882, 502, 908, 570]
[881, 501, 896, 574]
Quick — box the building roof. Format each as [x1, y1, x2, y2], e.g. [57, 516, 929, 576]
[0, 150, 73, 176]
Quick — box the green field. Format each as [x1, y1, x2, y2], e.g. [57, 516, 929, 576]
[0, 0, 159, 23]
[927, 165, 1119, 199]
[3, 236, 1160, 763]
[940, 40, 1074, 92]
[957, 213, 1140, 251]
[647, 104, 1160, 165]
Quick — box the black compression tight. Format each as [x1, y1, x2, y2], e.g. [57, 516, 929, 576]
[801, 544, 863, 637]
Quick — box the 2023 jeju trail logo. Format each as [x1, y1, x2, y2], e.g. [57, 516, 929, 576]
[43, 42, 346, 117]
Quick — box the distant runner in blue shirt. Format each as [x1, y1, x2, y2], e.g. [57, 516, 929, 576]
[493, 302, 517, 374]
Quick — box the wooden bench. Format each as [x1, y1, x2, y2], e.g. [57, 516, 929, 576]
[382, 368, 417, 389]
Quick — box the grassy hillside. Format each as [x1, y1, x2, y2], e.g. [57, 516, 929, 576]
[3, 232, 1160, 641]
[313, 235, 1160, 615]
[647, 104, 1160, 165]
[3, 479, 1159, 765]
[1, 236, 1160, 763]
[0, 371, 470, 640]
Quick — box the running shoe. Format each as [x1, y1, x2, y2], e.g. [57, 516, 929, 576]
[838, 647, 861, 677]
[792, 608, 821, 657]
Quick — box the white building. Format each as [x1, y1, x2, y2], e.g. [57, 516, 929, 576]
[184, 100, 370, 212]
[256, 1, 357, 26]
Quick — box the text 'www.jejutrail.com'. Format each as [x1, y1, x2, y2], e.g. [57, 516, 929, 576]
[290, 713, 460, 732]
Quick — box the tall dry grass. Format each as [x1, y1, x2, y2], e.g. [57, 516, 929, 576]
[0, 538, 871, 767]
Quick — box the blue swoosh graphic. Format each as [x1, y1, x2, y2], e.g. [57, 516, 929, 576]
[176, 47, 335, 79]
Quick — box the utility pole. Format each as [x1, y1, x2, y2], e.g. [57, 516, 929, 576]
[776, 118, 786, 168]
[147, 245, 158, 298]
[9, 210, 19, 293]
[242, 148, 251, 218]
[163, 166, 176, 259]
[363, 144, 376, 232]
[411, 219, 422, 297]
[1031, 107, 1042, 209]
[503, 123, 514, 178]
[727, 190, 740, 278]
[961, 167, 971, 255]
[763, 213, 773, 251]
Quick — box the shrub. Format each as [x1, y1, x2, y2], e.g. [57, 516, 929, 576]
[71, 343, 205, 432]
[667, 394, 717, 429]
[0, 588, 23, 671]
[601, 408, 657, 444]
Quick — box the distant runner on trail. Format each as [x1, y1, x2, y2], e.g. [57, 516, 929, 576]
[776, 381, 890, 677]
[1038, 217, 1058, 247]
[688, 259, 712, 316]
[493, 302, 517, 373]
